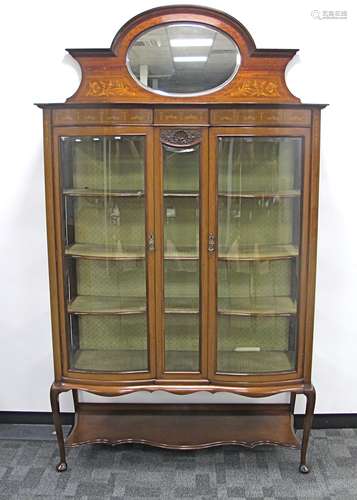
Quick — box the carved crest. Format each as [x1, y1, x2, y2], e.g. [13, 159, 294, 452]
[160, 129, 202, 147]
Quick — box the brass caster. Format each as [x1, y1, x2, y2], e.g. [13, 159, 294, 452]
[299, 464, 309, 474]
[56, 462, 67, 472]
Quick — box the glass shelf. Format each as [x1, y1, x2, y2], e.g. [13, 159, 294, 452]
[68, 296, 146, 315]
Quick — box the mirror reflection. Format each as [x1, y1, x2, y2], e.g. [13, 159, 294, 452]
[127, 23, 240, 95]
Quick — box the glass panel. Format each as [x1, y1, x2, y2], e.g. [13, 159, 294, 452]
[127, 23, 240, 96]
[60, 135, 149, 372]
[163, 143, 200, 371]
[217, 137, 302, 374]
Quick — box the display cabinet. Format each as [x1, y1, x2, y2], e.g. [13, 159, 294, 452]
[37, 5, 326, 473]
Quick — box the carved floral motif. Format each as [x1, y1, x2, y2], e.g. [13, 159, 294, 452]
[160, 129, 202, 146]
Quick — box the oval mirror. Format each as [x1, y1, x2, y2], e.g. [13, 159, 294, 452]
[126, 23, 240, 96]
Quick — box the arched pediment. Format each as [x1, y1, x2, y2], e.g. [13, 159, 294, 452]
[66, 5, 300, 103]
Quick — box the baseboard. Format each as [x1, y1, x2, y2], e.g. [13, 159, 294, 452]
[0, 411, 356, 429]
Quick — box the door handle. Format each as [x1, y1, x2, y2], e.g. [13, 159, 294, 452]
[147, 234, 155, 251]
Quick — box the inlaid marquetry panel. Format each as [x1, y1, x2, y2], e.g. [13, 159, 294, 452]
[53, 108, 153, 126]
[154, 109, 209, 125]
[210, 109, 311, 127]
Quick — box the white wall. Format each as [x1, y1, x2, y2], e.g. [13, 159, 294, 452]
[0, 0, 356, 414]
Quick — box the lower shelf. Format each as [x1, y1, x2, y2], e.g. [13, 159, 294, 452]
[217, 351, 295, 373]
[66, 403, 300, 450]
[73, 349, 148, 372]
[73, 349, 200, 372]
[72, 350, 294, 373]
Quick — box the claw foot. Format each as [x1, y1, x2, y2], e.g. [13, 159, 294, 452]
[56, 462, 67, 472]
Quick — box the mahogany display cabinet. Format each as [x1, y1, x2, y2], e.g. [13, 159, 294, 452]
[37, 5, 326, 473]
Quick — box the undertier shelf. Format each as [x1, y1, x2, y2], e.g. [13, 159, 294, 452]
[65, 403, 300, 450]
[218, 297, 297, 316]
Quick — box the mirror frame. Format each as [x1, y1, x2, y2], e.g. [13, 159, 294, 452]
[125, 22, 241, 97]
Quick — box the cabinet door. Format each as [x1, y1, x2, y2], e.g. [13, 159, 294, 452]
[155, 128, 208, 378]
[54, 127, 155, 380]
[209, 127, 311, 382]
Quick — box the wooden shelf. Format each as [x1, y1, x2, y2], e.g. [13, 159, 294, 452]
[72, 349, 294, 377]
[68, 296, 146, 315]
[218, 190, 300, 199]
[165, 308, 199, 315]
[63, 188, 144, 198]
[218, 297, 297, 316]
[65, 243, 145, 260]
[73, 350, 199, 372]
[164, 191, 199, 198]
[217, 350, 295, 373]
[219, 244, 299, 261]
[65, 402, 299, 450]
[65, 244, 199, 261]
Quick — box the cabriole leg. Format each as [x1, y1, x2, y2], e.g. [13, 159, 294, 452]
[299, 384, 316, 474]
[50, 383, 67, 472]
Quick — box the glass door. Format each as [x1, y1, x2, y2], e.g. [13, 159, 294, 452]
[155, 128, 208, 378]
[209, 127, 310, 380]
[56, 127, 155, 378]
